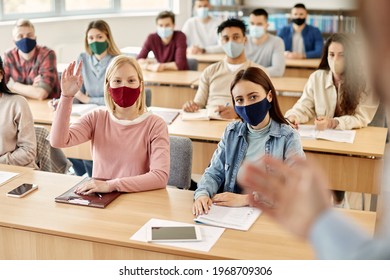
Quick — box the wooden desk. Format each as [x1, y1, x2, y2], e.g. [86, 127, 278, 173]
[0, 166, 376, 260]
[187, 53, 225, 71]
[143, 70, 201, 109]
[284, 58, 320, 78]
[169, 117, 387, 195]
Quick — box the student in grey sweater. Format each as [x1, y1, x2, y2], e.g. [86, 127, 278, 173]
[245, 9, 286, 77]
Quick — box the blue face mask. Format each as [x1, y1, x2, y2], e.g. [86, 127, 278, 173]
[235, 97, 272, 126]
[157, 27, 174, 39]
[15, 37, 37, 54]
[196, 7, 209, 19]
[249, 25, 265, 39]
[222, 41, 245, 59]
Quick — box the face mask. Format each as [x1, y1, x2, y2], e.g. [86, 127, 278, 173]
[89, 41, 108, 55]
[235, 96, 272, 126]
[328, 58, 345, 75]
[222, 41, 245, 59]
[292, 18, 306, 26]
[157, 27, 173, 39]
[249, 25, 265, 39]
[109, 86, 141, 108]
[15, 37, 36, 53]
[196, 7, 209, 19]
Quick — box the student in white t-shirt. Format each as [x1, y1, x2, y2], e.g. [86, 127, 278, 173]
[182, 0, 222, 54]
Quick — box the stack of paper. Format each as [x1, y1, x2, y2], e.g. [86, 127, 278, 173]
[149, 108, 180, 124]
[194, 205, 261, 231]
[298, 124, 356, 143]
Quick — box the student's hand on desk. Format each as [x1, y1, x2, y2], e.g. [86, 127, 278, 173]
[237, 156, 331, 238]
[212, 192, 249, 207]
[193, 196, 212, 216]
[284, 51, 305, 59]
[75, 179, 111, 195]
[188, 46, 205, 54]
[216, 106, 238, 119]
[286, 115, 299, 129]
[61, 61, 83, 97]
[74, 91, 90, 104]
[315, 117, 338, 130]
[183, 100, 200, 112]
[47, 98, 59, 111]
[147, 63, 165, 72]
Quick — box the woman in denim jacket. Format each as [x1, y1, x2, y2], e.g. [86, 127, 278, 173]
[193, 67, 304, 216]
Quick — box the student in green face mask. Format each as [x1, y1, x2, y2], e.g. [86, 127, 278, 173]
[69, 20, 121, 177]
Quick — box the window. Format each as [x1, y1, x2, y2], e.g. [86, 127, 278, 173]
[0, 0, 175, 21]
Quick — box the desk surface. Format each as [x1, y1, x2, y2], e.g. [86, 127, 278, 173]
[143, 70, 201, 86]
[187, 53, 225, 63]
[285, 58, 320, 69]
[0, 165, 376, 260]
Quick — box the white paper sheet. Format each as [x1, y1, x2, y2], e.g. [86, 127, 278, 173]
[298, 124, 356, 143]
[0, 171, 19, 186]
[130, 218, 225, 252]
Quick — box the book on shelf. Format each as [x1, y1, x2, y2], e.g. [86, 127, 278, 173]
[194, 205, 261, 231]
[298, 124, 356, 143]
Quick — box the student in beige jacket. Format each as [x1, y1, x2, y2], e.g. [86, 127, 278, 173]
[285, 33, 378, 131]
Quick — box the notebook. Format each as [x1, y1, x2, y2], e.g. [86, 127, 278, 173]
[150, 109, 180, 125]
[55, 177, 121, 208]
[298, 124, 356, 143]
[194, 205, 261, 231]
[182, 107, 233, 121]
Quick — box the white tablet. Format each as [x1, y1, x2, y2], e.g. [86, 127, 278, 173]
[146, 225, 202, 242]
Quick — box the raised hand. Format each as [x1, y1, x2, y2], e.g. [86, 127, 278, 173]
[60, 61, 83, 97]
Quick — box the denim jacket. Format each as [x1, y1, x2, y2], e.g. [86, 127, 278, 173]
[194, 119, 305, 200]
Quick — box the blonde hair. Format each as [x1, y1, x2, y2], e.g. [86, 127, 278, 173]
[104, 55, 146, 115]
[84, 20, 121, 56]
[13, 18, 35, 36]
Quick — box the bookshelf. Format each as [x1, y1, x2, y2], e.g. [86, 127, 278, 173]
[208, 1, 359, 36]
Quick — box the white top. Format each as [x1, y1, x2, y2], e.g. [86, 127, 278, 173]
[285, 69, 379, 130]
[245, 34, 286, 77]
[182, 16, 223, 53]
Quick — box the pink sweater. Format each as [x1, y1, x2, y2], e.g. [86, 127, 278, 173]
[50, 96, 170, 192]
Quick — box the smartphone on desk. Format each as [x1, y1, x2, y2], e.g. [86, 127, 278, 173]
[146, 225, 202, 242]
[7, 183, 38, 198]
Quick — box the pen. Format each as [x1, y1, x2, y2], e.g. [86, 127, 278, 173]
[225, 102, 229, 107]
[96, 193, 102, 199]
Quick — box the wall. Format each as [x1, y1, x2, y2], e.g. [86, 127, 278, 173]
[0, 1, 192, 63]
[243, 0, 357, 10]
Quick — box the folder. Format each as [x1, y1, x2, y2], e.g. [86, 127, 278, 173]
[55, 177, 121, 208]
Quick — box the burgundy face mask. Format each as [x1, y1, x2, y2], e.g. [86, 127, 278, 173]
[109, 86, 141, 108]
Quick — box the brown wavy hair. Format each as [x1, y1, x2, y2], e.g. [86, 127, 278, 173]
[318, 33, 366, 115]
[230, 67, 288, 125]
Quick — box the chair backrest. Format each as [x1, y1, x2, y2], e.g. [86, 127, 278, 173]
[34, 126, 72, 174]
[187, 58, 198, 71]
[168, 136, 193, 189]
[369, 103, 389, 142]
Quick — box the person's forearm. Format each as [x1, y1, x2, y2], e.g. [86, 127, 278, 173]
[162, 62, 178, 70]
[12, 82, 49, 100]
